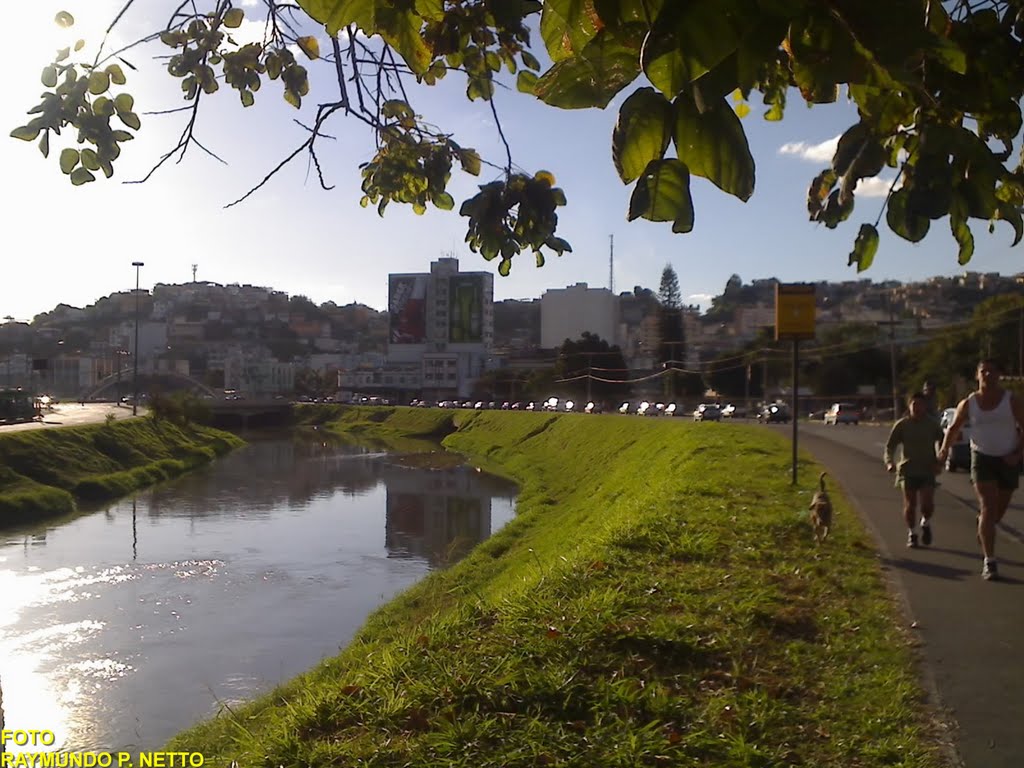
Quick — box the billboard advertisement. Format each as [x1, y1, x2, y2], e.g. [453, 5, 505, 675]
[448, 275, 484, 343]
[389, 275, 427, 344]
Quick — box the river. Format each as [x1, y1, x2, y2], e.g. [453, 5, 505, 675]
[0, 434, 517, 753]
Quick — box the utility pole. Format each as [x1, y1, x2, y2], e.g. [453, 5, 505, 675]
[879, 290, 900, 421]
[131, 261, 145, 416]
[586, 352, 593, 404]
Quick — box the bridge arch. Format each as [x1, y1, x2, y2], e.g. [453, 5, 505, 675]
[82, 369, 218, 400]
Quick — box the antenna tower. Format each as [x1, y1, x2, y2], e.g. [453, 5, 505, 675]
[608, 234, 614, 293]
[192, 263, 198, 282]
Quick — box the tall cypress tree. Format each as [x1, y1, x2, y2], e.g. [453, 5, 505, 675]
[657, 265, 685, 398]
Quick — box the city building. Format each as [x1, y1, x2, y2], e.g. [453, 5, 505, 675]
[385, 257, 495, 399]
[540, 283, 619, 349]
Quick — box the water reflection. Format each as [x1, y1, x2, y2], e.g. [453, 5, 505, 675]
[0, 436, 516, 753]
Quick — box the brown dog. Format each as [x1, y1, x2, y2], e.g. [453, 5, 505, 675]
[808, 471, 832, 543]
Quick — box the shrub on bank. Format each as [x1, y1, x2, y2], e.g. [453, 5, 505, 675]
[0, 420, 242, 526]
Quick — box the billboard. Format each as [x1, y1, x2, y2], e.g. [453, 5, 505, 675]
[449, 275, 484, 343]
[389, 275, 427, 344]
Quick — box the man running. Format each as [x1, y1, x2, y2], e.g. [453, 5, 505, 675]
[939, 359, 1024, 580]
[884, 392, 944, 548]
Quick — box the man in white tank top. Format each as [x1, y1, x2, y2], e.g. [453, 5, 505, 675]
[939, 359, 1024, 581]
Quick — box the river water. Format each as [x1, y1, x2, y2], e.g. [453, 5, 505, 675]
[0, 435, 517, 753]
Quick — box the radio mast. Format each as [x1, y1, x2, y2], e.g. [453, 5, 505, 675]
[608, 234, 614, 293]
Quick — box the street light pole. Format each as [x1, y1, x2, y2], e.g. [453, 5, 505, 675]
[131, 261, 144, 416]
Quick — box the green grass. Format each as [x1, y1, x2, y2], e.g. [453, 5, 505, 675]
[168, 407, 944, 767]
[0, 418, 243, 526]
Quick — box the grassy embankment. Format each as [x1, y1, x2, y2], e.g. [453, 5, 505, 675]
[170, 407, 944, 767]
[0, 418, 243, 526]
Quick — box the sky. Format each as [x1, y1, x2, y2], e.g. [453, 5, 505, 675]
[3, 1, 1022, 323]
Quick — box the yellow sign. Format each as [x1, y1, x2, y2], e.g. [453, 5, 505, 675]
[775, 283, 816, 340]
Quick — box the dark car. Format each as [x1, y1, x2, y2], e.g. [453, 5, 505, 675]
[758, 403, 791, 423]
[693, 403, 723, 422]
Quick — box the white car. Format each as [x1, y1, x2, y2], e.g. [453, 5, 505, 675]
[824, 402, 860, 425]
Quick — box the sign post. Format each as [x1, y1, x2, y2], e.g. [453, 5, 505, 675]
[775, 284, 817, 485]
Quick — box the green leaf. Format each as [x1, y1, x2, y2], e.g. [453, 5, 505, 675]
[994, 202, 1023, 247]
[114, 93, 134, 113]
[59, 148, 80, 174]
[381, 99, 414, 119]
[38, 131, 49, 158]
[74, 39, 86, 51]
[88, 70, 110, 95]
[534, 28, 641, 109]
[10, 125, 41, 142]
[516, 71, 538, 94]
[42, 66, 58, 88]
[458, 148, 481, 176]
[673, 93, 754, 200]
[106, 64, 127, 84]
[93, 96, 114, 117]
[433, 192, 455, 210]
[296, 0, 369, 36]
[223, 8, 245, 28]
[886, 188, 930, 242]
[55, 10, 75, 28]
[284, 88, 301, 108]
[540, 0, 601, 63]
[378, 6, 432, 75]
[80, 148, 100, 171]
[612, 87, 673, 184]
[927, 34, 966, 75]
[414, 0, 444, 22]
[70, 167, 96, 186]
[848, 223, 879, 272]
[642, 0, 739, 98]
[521, 51, 541, 71]
[119, 111, 141, 130]
[466, 77, 495, 101]
[498, 258, 512, 276]
[949, 197, 975, 265]
[297, 36, 320, 60]
[240, 89, 255, 107]
[627, 158, 694, 233]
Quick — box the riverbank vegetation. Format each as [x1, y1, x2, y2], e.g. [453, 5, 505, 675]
[0, 418, 243, 526]
[170, 407, 943, 767]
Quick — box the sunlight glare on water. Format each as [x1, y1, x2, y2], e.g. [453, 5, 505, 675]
[0, 438, 516, 752]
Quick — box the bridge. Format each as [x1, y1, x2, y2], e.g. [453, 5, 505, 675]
[82, 368, 218, 401]
[207, 397, 293, 428]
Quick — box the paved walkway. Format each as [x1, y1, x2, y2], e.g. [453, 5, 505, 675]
[801, 432, 1023, 768]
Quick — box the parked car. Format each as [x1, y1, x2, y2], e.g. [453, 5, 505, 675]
[693, 403, 723, 422]
[721, 403, 747, 418]
[824, 402, 861, 425]
[758, 403, 790, 423]
[940, 407, 972, 472]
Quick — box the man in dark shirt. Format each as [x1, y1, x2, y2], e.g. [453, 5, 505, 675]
[884, 392, 945, 548]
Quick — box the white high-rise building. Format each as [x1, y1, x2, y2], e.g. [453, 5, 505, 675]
[540, 283, 620, 349]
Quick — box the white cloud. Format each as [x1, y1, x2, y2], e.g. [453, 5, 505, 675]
[778, 136, 839, 163]
[241, 0, 259, 6]
[855, 176, 900, 198]
[225, 17, 271, 46]
[688, 293, 713, 304]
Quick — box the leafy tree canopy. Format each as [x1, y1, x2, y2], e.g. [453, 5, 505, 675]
[12, 0, 1024, 275]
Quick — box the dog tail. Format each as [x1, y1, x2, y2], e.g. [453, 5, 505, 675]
[819, 471, 828, 492]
